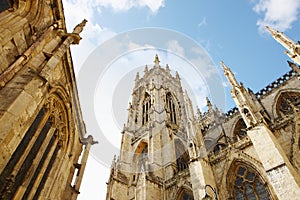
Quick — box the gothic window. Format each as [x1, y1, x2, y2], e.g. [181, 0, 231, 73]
[166, 92, 177, 124]
[175, 140, 189, 172]
[276, 91, 300, 116]
[142, 93, 151, 125]
[233, 119, 247, 142]
[230, 164, 270, 200]
[0, 94, 68, 199]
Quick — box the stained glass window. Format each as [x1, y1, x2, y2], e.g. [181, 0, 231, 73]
[233, 165, 270, 200]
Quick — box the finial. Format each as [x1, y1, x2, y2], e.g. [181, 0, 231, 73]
[166, 64, 170, 73]
[221, 61, 240, 87]
[265, 25, 277, 36]
[144, 65, 148, 73]
[206, 97, 213, 112]
[287, 60, 300, 74]
[175, 71, 180, 80]
[135, 72, 140, 83]
[197, 106, 202, 117]
[73, 19, 88, 34]
[154, 54, 160, 65]
[221, 61, 229, 71]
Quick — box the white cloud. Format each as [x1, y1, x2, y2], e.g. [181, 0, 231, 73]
[94, 0, 165, 12]
[166, 40, 185, 56]
[253, 0, 300, 32]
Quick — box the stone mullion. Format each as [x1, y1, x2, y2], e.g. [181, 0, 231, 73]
[47, 152, 70, 199]
[14, 127, 56, 199]
[26, 130, 59, 200]
[32, 145, 60, 200]
[43, 141, 68, 198]
[10, 111, 50, 177]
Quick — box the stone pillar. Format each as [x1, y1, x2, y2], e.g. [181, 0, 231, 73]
[189, 158, 216, 200]
[247, 123, 300, 199]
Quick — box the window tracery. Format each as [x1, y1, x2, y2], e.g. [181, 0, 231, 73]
[230, 163, 270, 200]
[276, 91, 300, 116]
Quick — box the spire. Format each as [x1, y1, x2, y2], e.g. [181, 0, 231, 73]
[175, 71, 180, 80]
[206, 97, 213, 113]
[135, 72, 139, 85]
[144, 65, 148, 73]
[266, 26, 300, 65]
[265, 26, 294, 50]
[166, 64, 170, 73]
[154, 54, 160, 66]
[221, 61, 239, 87]
[197, 106, 202, 117]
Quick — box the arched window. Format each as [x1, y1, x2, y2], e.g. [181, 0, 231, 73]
[233, 119, 247, 142]
[166, 92, 177, 124]
[142, 93, 151, 125]
[229, 163, 270, 200]
[276, 91, 300, 116]
[175, 140, 189, 172]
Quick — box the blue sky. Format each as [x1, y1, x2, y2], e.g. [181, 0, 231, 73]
[62, 0, 300, 199]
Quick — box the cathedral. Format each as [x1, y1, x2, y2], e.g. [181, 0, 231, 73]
[1, 0, 300, 200]
[105, 30, 300, 199]
[0, 1, 95, 199]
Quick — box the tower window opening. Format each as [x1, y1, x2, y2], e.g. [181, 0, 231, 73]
[166, 93, 177, 124]
[142, 93, 151, 125]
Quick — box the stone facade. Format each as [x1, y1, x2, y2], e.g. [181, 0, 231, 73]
[106, 30, 300, 199]
[0, 1, 93, 199]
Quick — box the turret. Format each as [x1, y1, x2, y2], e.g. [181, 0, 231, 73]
[222, 62, 263, 127]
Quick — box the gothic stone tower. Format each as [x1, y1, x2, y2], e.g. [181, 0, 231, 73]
[106, 50, 300, 199]
[106, 55, 216, 200]
[0, 1, 94, 199]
